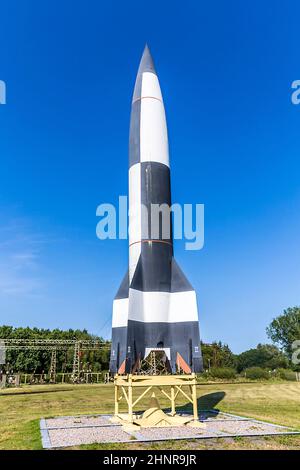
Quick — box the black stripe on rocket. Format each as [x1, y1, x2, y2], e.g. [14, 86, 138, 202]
[125, 320, 203, 373]
[130, 161, 174, 292]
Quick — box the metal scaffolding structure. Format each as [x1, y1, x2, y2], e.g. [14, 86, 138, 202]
[72, 341, 81, 383]
[1, 339, 107, 350]
[49, 349, 57, 383]
[1, 339, 110, 383]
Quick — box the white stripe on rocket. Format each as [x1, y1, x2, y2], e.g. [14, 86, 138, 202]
[140, 72, 163, 101]
[140, 72, 169, 167]
[128, 163, 142, 282]
[128, 288, 199, 323]
[112, 298, 129, 328]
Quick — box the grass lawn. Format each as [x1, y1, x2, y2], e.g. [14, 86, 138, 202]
[0, 381, 299, 450]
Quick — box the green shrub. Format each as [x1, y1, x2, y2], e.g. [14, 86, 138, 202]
[209, 367, 237, 379]
[276, 368, 296, 381]
[243, 367, 269, 380]
[197, 371, 209, 379]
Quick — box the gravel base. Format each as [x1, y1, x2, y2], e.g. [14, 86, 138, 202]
[197, 420, 288, 436]
[137, 426, 217, 441]
[48, 426, 132, 447]
[188, 411, 248, 421]
[41, 411, 300, 448]
[46, 415, 113, 429]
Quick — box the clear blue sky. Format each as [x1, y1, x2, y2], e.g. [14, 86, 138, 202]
[0, 1, 299, 352]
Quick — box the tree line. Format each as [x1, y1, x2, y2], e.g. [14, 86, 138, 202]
[0, 306, 299, 374]
[0, 326, 110, 373]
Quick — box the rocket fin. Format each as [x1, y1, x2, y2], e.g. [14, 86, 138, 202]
[118, 360, 126, 374]
[125, 259, 203, 374]
[109, 271, 129, 374]
[115, 270, 129, 299]
[169, 259, 203, 373]
[176, 352, 192, 374]
[171, 258, 194, 292]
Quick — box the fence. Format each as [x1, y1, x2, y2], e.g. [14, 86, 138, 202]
[1, 372, 109, 387]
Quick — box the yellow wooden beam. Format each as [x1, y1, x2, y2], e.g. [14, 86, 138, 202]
[121, 386, 129, 405]
[132, 385, 153, 407]
[158, 387, 172, 402]
[113, 373, 199, 422]
[175, 385, 193, 404]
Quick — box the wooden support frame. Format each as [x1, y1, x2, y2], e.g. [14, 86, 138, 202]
[114, 373, 198, 423]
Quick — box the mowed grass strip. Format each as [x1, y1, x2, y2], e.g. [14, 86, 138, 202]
[0, 382, 299, 450]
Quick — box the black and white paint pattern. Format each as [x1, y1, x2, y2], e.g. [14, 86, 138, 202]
[110, 46, 202, 374]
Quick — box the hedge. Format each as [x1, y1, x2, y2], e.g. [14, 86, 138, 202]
[243, 367, 269, 379]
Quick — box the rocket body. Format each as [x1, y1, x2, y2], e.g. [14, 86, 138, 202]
[110, 46, 202, 374]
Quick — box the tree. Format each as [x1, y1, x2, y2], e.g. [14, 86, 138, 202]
[201, 341, 236, 369]
[236, 343, 288, 373]
[266, 307, 300, 358]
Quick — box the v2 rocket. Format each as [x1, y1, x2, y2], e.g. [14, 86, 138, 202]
[110, 45, 202, 374]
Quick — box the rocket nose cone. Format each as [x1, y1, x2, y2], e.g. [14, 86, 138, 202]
[138, 44, 156, 75]
[132, 44, 157, 102]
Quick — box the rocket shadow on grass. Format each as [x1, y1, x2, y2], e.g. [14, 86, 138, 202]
[171, 391, 226, 419]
